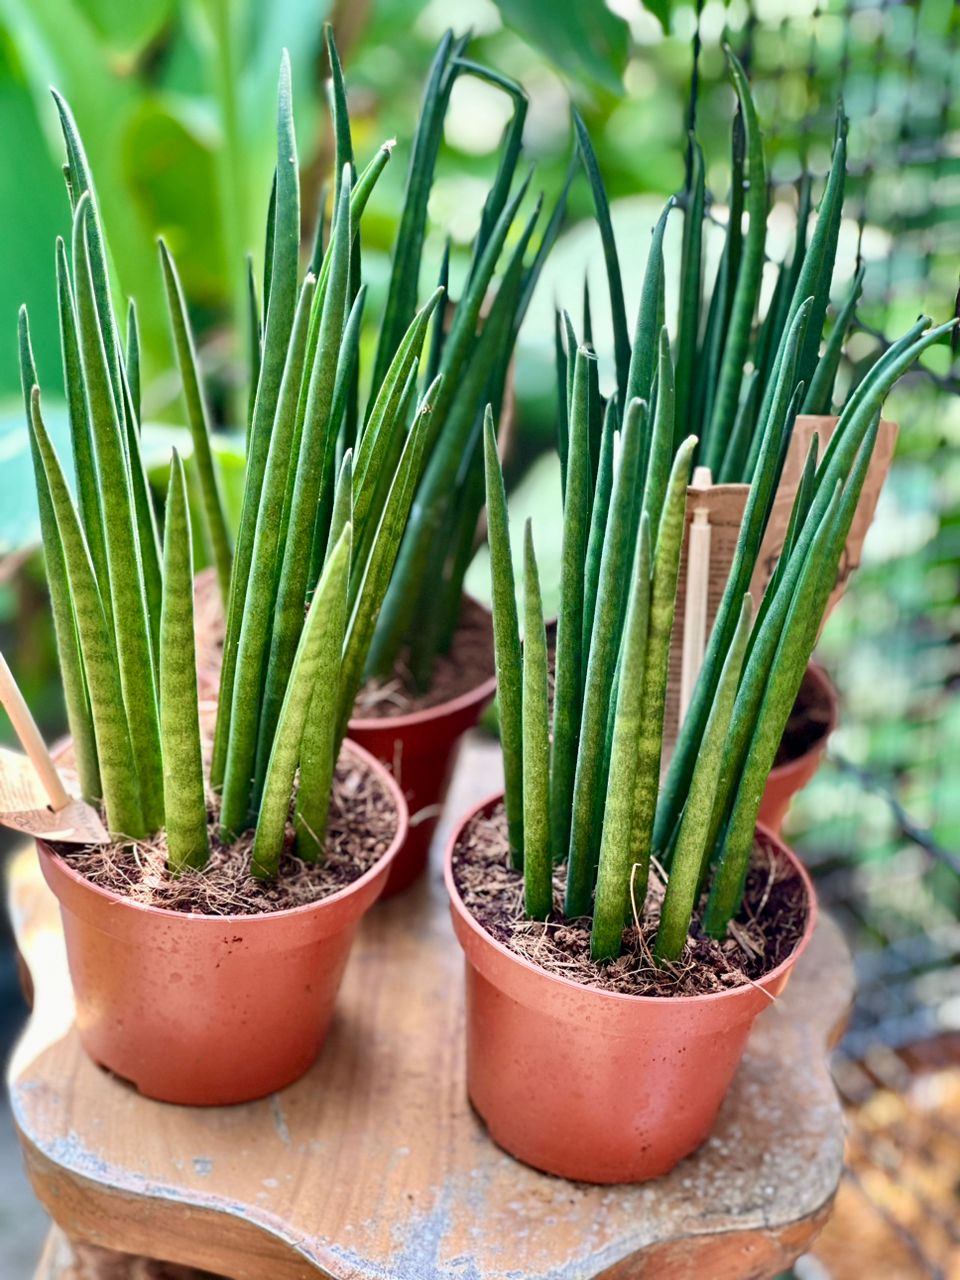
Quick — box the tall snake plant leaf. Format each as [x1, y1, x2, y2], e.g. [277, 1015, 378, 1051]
[371, 30, 467, 393]
[567, 396, 646, 914]
[693, 107, 745, 443]
[626, 200, 671, 419]
[324, 22, 354, 207]
[702, 50, 767, 475]
[218, 276, 317, 837]
[589, 514, 651, 957]
[160, 453, 208, 873]
[51, 89, 125, 428]
[245, 254, 261, 443]
[621, 435, 697, 912]
[252, 525, 352, 880]
[294, 461, 352, 861]
[213, 51, 301, 793]
[573, 108, 630, 406]
[19, 311, 100, 804]
[581, 398, 616, 665]
[675, 136, 704, 440]
[55, 238, 110, 635]
[159, 240, 234, 602]
[253, 175, 352, 797]
[654, 593, 752, 961]
[456, 58, 528, 269]
[125, 300, 140, 429]
[484, 409, 523, 868]
[754, 120, 847, 447]
[642, 327, 677, 549]
[803, 265, 864, 414]
[29, 388, 144, 838]
[550, 346, 593, 870]
[72, 195, 164, 833]
[521, 520, 552, 920]
[119, 356, 163, 670]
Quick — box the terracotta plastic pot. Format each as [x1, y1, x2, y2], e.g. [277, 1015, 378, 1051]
[37, 741, 407, 1106]
[349, 649, 496, 899]
[759, 662, 838, 834]
[445, 795, 817, 1184]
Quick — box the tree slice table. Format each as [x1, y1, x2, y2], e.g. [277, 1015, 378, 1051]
[8, 738, 853, 1280]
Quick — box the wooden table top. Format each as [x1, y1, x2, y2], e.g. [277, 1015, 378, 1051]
[7, 739, 853, 1280]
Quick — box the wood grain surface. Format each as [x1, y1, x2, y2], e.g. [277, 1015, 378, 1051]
[8, 738, 853, 1280]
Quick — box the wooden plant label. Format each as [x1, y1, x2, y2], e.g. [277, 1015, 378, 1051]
[664, 480, 749, 754]
[0, 746, 108, 844]
[752, 414, 899, 616]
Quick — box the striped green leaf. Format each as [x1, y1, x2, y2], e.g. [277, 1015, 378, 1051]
[253, 526, 352, 879]
[160, 453, 209, 873]
[29, 389, 144, 838]
[521, 520, 551, 920]
[484, 408, 523, 867]
[589, 515, 651, 957]
[73, 195, 164, 832]
[159, 239, 234, 603]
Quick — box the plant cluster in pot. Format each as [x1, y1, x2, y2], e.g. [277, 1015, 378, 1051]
[11, 35, 512, 1106]
[445, 52, 956, 1185]
[570, 53, 904, 832]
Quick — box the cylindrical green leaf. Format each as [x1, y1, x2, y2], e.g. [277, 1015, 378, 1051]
[484, 408, 523, 867]
[521, 521, 551, 920]
[253, 526, 352, 879]
[160, 453, 209, 873]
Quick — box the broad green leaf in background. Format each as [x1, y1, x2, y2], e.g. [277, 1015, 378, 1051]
[492, 0, 632, 96]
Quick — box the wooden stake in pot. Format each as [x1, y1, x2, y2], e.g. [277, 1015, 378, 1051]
[0, 649, 69, 810]
[0, 648, 108, 844]
[678, 467, 713, 725]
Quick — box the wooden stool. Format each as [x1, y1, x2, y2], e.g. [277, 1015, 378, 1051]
[8, 740, 853, 1280]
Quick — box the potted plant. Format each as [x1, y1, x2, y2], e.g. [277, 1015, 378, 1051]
[445, 259, 953, 1179]
[11, 51, 480, 1106]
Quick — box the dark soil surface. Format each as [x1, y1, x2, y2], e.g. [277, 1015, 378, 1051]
[452, 801, 808, 998]
[353, 596, 495, 719]
[55, 747, 398, 916]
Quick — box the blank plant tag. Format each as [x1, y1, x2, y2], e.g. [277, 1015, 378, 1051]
[752, 414, 899, 616]
[0, 747, 108, 844]
[664, 482, 750, 755]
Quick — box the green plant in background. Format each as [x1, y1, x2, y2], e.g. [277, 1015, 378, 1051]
[360, 34, 572, 693]
[484, 61, 957, 960]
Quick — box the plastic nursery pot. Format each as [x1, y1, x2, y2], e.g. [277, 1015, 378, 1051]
[444, 795, 817, 1184]
[36, 740, 407, 1107]
[348, 601, 497, 899]
[759, 662, 839, 835]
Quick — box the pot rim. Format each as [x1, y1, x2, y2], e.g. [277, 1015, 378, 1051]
[348, 595, 497, 733]
[770, 660, 839, 776]
[38, 737, 408, 925]
[444, 791, 818, 1008]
